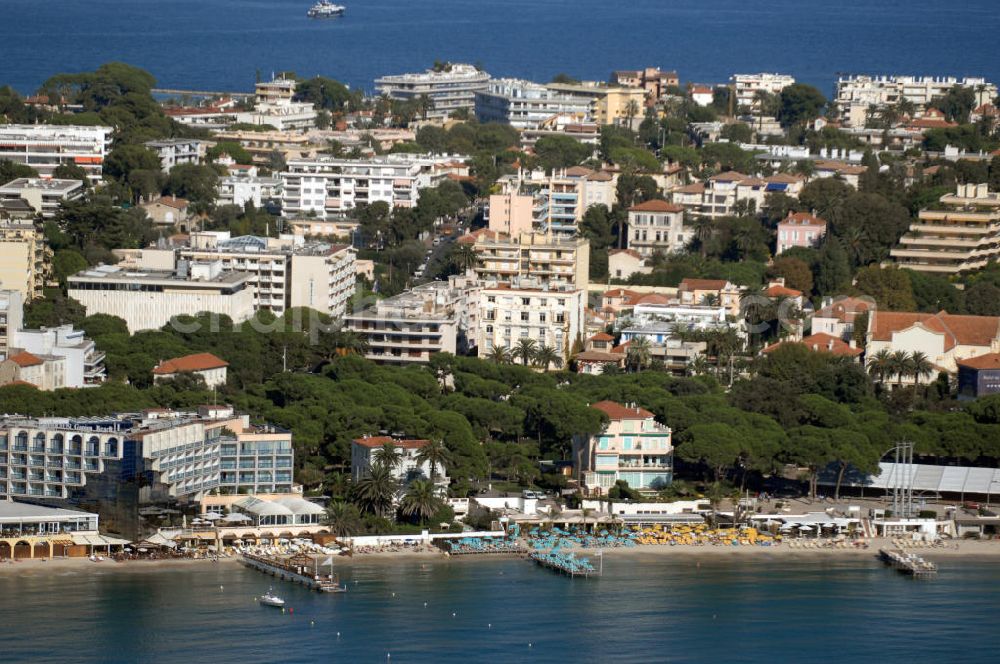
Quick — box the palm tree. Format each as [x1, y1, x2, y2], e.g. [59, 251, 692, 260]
[399, 479, 444, 525]
[888, 350, 914, 389]
[513, 338, 538, 366]
[416, 439, 451, 484]
[451, 243, 479, 273]
[372, 442, 403, 473]
[486, 345, 511, 365]
[353, 463, 397, 519]
[626, 336, 651, 373]
[740, 286, 772, 344]
[692, 217, 715, 258]
[324, 501, 363, 537]
[533, 345, 562, 370]
[866, 348, 892, 384]
[334, 330, 369, 357]
[910, 351, 934, 386]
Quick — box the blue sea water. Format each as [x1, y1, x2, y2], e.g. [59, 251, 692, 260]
[2, 0, 1000, 97]
[1, 555, 999, 663]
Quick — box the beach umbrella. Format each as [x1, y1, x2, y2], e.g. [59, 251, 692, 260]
[202, 513, 222, 521]
[223, 513, 251, 523]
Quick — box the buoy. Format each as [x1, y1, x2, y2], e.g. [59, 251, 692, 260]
[488, 623, 492, 629]
[310, 621, 315, 627]
[452, 612, 456, 617]
[337, 632, 341, 638]
[219, 585, 224, 590]
[391, 592, 395, 597]
[290, 608, 294, 614]
[423, 602, 427, 607]
[529, 643, 532, 648]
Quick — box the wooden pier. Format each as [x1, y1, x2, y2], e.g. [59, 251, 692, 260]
[878, 548, 938, 578]
[529, 552, 597, 578]
[240, 552, 347, 592]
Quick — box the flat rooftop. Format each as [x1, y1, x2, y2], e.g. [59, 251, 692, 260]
[69, 264, 249, 286]
[0, 178, 83, 194]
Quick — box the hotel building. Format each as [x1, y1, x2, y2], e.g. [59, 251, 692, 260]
[573, 400, 673, 495]
[375, 63, 491, 120]
[0, 124, 112, 185]
[67, 261, 254, 333]
[0, 406, 294, 539]
[891, 183, 1000, 274]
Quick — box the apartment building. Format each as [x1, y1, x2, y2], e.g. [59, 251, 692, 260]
[0, 124, 112, 185]
[218, 420, 294, 495]
[610, 68, 679, 99]
[343, 280, 468, 364]
[164, 232, 356, 317]
[627, 199, 689, 257]
[486, 192, 534, 236]
[545, 82, 647, 125]
[475, 78, 593, 129]
[0, 290, 23, 356]
[670, 172, 804, 218]
[216, 174, 282, 209]
[866, 310, 1000, 382]
[834, 75, 997, 126]
[375, 63, 491, 119]
[892, 183, 1000, 274]
[776, 212, 827, 255]
[498, 166, 616, 235]
[477, 279, 585, 364]
[235, 78, 317, 131]
[281, 153, 462, 217]
[0, 218, 51, 301]
[573, 400, 673, 495]
[143, 138, 207, 172]
[811, 296, 876, 341]
[351, 436, 446, 486]
[0, 405, 293, 538]
[67, 261, 254, 333]
[608, 249, 652, 281]
[731, 73, 796, 110]
[0, 178, 83, 218]
[472, 231, 590, 290]
[8, 325, 106, 389]
[677, 278, 742, 317]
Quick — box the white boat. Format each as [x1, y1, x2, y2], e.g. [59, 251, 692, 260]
[259, 591, 285, 607]
[307, 2, 345, 18]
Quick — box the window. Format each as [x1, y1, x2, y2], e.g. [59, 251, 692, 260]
[539, 313, 546, 323]
[521, 297, 530, 306]
[520, 312, 529, 322]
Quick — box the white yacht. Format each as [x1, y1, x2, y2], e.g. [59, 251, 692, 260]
[307, 2, 345, 18]
[258, 590, 286, 607]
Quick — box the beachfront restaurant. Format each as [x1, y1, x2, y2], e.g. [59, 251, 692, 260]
[748, 512, 860, 538]
[229, 495, 325, 528]
[0, 500, 127, 559]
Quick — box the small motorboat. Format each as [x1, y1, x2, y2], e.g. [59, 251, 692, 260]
[259, 591, 285, 607]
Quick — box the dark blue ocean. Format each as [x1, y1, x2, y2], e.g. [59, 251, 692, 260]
[2, 0, 1000, 97]
[1, 555, 999, 662]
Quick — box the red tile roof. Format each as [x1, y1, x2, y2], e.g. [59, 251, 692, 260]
[870, 311, 1000, 352]
[576, 350, 625, 363]
[591, 400, 653, 420]
[7, 351, 43, 368]
[352, 436, 429, 449]
[153, 353, 229, 375]
[957, 353, 1000, 370]
[781, 212, 827, 228]
[630, 199, 684, 213]
[674, 182, 705, 194]
[815, 297, 875, 324]
[708, 171, 748, 182]
[603, 288, 640, 299]
[765, 285, 802, 298]
[629, 293, 671, 306]
[763, 333, 862, 358]
[588, 332, 614, 342]
[148, 196, 189, 210]
[679, 278, 728, 292]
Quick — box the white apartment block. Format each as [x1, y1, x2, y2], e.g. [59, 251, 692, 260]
[835, 75, 997, 126]
[375, 63, 491, 120]
[11, 325, 106, 388]
[67, 261, 254, 333]
[281, 153, 463, 217]
[475, 78, 593, 129]
[627, 199, 689, 257]
[0, 290, 24, 356]
[344, 281, 465, 364]
[217, 174, 282, 208]
[160, 232, 356, 317]
[0, 124, 112, 185]
[478, 280, 585, 365]
[473, 231, 590, 290]
[235, 79, 317, 131]
[0, 178, 84, 218]
[731, 73, 796, 110]
[143, 138, 207, 172]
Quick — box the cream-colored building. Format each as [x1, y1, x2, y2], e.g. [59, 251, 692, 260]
[0, 178, 84, 218]
[545, 82, 648, 125]
[866, 310, 1000, 383]
[608, 249, 652, 281]
[473, 231, 590, 290]
[0, 290, 23, 355]
[487, 192, 534, 236]
[627, 199, 689, 256]
[153, 352, 229, 388]
[677, 278, 742, 318]
[67, 262, 254, 333]
[478, 280, 585, 365]
[892, 183, 1000, 274]
[498, 166, 616, 236]
[572, 400, 673, 495]
[0, 218, 51, 301]
[731, 73, 796, 111]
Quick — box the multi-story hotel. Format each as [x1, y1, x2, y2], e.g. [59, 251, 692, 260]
[573, 400, 673, 495]
[0, 178, 84, 218]
[834, 75, 997, 126]
[0, 124, 112, 185]
[281, 153, 462, 217]
[475, 79, 593, 129]
[0, 405, 294, 539]
[67, 261, 254, 333]
[375, 63, 491, 120]
[472, 231, 590, 291]
[627, 199, 689, 257]
[0, 217, 52, 301]
[891, 183, 1000, 274]
[344, 278, 477, 364]
[160, 232, 356, 317]
[730, 73, 796, 110]
[477, 279, 585, 365]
